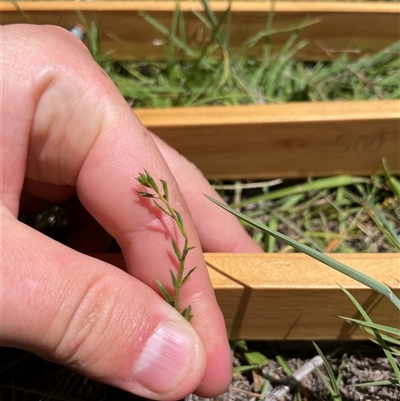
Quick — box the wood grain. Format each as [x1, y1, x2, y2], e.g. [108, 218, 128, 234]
[136, 100, 400, 179]
[94, 252, 400, 340]
[2, 1, 399, 60]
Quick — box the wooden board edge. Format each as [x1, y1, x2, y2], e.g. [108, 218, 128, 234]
[3, 2, 399, 13]
[2, 2, 399, 61]
[135, 100, 400, 179]
[92, 253, 400, 340]
[135, 100, 400, 127]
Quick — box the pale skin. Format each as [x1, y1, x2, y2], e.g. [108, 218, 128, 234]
[1, 25, 263, 400]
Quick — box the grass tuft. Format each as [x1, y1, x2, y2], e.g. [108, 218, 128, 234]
[82, 5, 399, 108]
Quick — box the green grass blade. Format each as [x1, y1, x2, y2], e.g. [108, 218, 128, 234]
[265, 216, 278, 253]
[170, 4, 180, 58]
[233, 364, 264, 373]
[206, 195, 400, 310]
[275, 354, 293, 376]
[339, 285, 400, 384]
[382, 158, 400, 202]
[313, 342, 342, 399]
[139, 11, 198, 58]
[352, 380, 397, 387]
[337, 317, 400, 338]
[10, 1, 35, 24]
[232, 176, 369, 208]
[273, 211, 325, 252]
[369, 332, 400, 348]
[200, 0, 230, 50]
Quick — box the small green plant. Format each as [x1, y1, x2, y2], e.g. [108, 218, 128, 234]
[136, 170, 196, 321]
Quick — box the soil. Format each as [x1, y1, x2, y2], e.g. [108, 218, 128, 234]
[186, 341, 400, 401]
[2, 341, 398, 400]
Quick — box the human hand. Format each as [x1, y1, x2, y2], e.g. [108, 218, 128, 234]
[1, 24, 262, 400]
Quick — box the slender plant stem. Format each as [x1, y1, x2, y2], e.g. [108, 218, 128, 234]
[136, 170, 196, 320]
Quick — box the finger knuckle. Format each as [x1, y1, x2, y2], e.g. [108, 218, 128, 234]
[52, 274, 142, 370]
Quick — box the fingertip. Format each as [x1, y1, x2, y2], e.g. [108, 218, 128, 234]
[194, 339, 232, 398]
[130, 320, 207, 399]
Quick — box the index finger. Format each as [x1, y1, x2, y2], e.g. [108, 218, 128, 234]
[8, 24, 232, 396]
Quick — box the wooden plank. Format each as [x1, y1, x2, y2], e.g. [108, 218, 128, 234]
[2, 2, 399, 60]
[135, 100, 400, 179]
[94, 252, 400, 340]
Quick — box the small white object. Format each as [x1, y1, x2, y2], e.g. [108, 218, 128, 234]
[69, 25, 86, 42]
[152, 38, 164, 46]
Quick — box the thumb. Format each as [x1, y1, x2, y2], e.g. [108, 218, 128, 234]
[1, 210, 207, 400]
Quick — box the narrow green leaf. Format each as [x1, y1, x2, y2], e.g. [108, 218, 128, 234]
[137, 191, 154, 198]
[233, 364, 264, 373]
[265, 216, 278, 253]
[338, 316, 400, 337]
[171, 4, 180, 50]
[352, 380, 397, 387]
[178, 6, 187, 45]
[160, 179, 169, 201]
[181, 305, 193, 321]
[155, 280, 174, 306]
[339, 285, 400, 383]
[275, 354, 293, 376]
[182, 267, 197, 285]
[313, 342, 341, 397]
[11, 0, 35, 24]
[336, 354, 348, 390]
[171, 239, 182, 261]
[243, 14, 320, 51]
[231, 176, 369, 208]
[243, 351, 268, 366]
[382, 159, 400, 202]
[367, 331, 400, 348]
[169, 269, 177, 289]
[174, 209, 183, 227]
[144, 170, 159, 193]
[174, 209, 187, 237]
[200, 0, 229, 50]
[314, 364, 337, 397]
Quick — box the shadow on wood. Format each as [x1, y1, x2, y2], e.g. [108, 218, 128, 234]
[93, 252, 400, 340]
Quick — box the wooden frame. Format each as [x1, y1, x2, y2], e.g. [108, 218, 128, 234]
[97, 253, 400, 340]
[137, 100, 400, 179]
[2, 1, 399, 60]
[3, 1, 399, 340]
